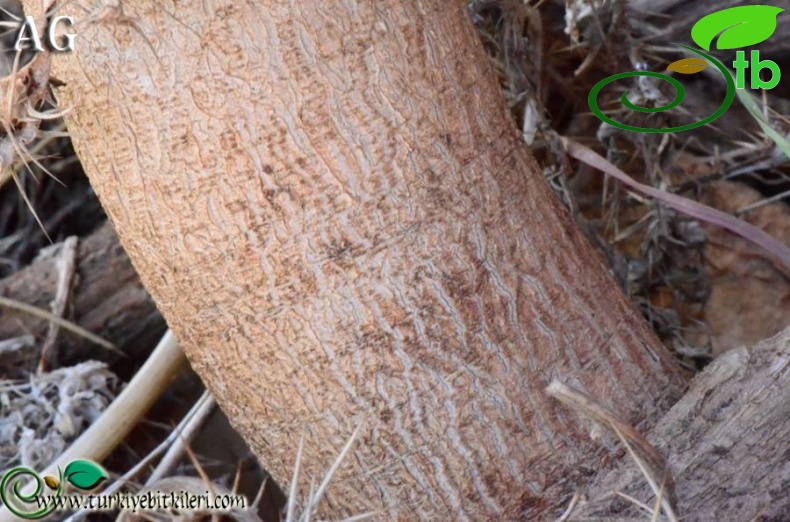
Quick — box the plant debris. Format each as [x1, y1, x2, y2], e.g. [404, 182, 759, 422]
[471, 0, 790, 367]
[0, 361, 118, 471]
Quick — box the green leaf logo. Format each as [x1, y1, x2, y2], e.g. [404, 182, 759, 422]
[63, 460, 108, 490]
[691, 5, 784, 51]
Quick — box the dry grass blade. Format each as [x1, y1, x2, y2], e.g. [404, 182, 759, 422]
[300, 478, 316, 522]
[338, 512, 382, 522]
[651, 478, 665, 522]
[286, 431, 306, 522]
[8, 167, 51, 242]
[93, 385, 218, 502]
[145, 391, 216, 485]
[614, 490, 656, 516]
[0, 295, 120, 354]
[0, 1, 75, 243]
[546, 380, 679, 521]
[729, 70, 790, 161]
[282, 423, 375, 522]
[554, 489, 583, 521]
[736, 187, 790, 216]
[39, 235, 79, 372]
[612, 423, 675, 521]
[300, 423, 363, 521]
[561, 136, 790, 273]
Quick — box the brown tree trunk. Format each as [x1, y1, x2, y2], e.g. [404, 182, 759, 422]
[30, 1, 684, 518]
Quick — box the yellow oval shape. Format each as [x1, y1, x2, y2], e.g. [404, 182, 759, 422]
[666, 58, 709, 74]
[44, 476, 59, 489]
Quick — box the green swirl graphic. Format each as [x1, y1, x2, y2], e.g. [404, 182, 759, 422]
[588, 44, 736, 133]
[0, 467, 60, 519]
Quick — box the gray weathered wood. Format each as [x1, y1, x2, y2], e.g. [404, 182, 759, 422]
[571, 328, 790, 520]
[0, 222, 165, 376]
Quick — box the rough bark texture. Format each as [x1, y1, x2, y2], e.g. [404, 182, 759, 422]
[572, 327, 790, 521]
[0, 221, 164, 377]
[37, 1, 685, 518]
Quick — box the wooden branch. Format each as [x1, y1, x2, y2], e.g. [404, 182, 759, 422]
[570, 327, 790, 520]
[0, 221, 165, 377]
